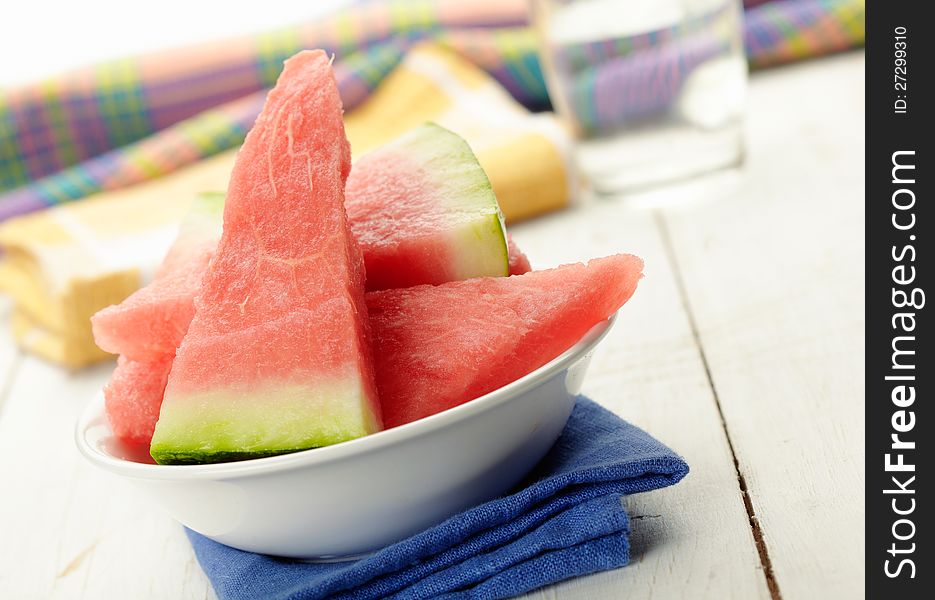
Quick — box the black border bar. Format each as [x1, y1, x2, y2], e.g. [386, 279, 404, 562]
[866, 1, 932, 596]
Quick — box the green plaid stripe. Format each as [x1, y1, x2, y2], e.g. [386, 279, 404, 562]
[0, 96, 30, 189]
[255, 28, 305, 87]
[37, 80, 81, 170]
[93, 58, 152, 149]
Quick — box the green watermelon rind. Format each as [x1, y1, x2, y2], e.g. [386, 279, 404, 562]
[400, 122, 509, 280]
[150, 448, 307, 465]
[150, 382, 381, 465]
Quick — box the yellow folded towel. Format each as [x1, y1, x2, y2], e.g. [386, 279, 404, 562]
[0, 43, 575, 368]
[0, 152, 233, 367]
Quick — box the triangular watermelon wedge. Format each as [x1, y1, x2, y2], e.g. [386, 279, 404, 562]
[104, 355, 173, 445]
[150, 50, 380, 464]
[346, 123, 508, 291]
[507, 235, 531, 275]
[367, 255, 643, 428]
[91, 192, 223, 361]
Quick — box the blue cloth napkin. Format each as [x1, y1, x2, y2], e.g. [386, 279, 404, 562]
[187, 397, 689, 600]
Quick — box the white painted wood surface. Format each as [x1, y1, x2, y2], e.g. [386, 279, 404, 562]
[0, 52, 864, 599]
[660, 52, 866, 599]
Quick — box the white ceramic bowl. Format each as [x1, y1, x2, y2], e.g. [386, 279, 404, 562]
[76, 317, 615, 559]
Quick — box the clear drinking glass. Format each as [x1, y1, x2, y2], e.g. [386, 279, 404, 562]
[533, 0, 747, 193]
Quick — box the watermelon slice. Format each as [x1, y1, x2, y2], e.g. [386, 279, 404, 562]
[507, 235, 531, 275]
[367, 255, 643, 428]
[104, 355, 173, 445]
[345, 123, 508, 291]
[91, 192, 223, 362]
[150, 50, 381, 464]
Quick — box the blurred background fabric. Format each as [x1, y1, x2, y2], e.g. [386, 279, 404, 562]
[0, 0, 864, 217]
[0, 0, 865, 368]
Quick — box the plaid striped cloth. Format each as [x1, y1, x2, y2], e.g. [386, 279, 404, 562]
[744, 0, 865, 68]
[0, 0, 864, 221]
[0, 0, 530, 196]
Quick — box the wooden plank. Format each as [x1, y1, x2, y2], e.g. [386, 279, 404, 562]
[659, 52, 865, 599]
[0, 357, 213, 599]
[510, 201, 769, 599]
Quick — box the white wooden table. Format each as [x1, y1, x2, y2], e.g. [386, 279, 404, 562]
[0, 52, 864, 599]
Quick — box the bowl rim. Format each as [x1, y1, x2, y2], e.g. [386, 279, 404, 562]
[75, 314, 616, 481]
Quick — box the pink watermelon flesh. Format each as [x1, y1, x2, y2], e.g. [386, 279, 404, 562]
[367, 255, 643, 429]
[150, 50, 380, 464]
[91, 193, 223, 362]
[92, 253, 207, 360]
[507, 235, 531, 275]
[346, 123, 508, 291]
[104, 355, 173, 445]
